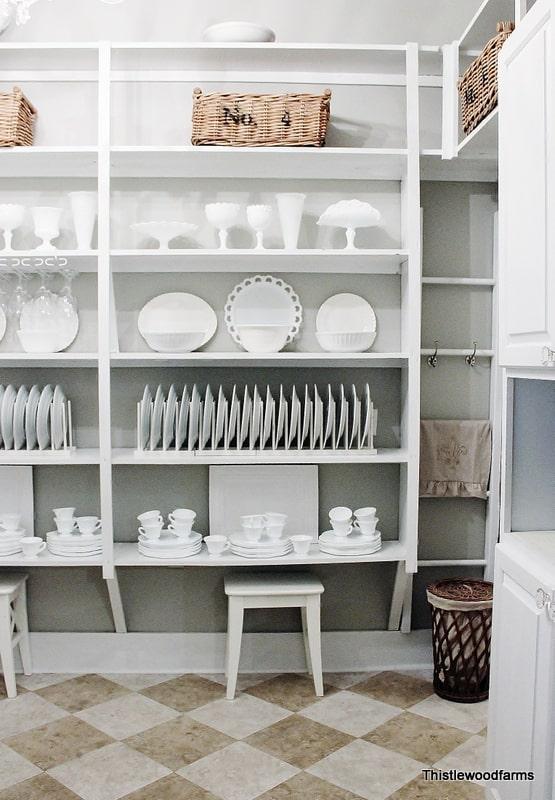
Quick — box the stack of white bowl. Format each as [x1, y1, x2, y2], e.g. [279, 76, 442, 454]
[47, 507, 103, 557]
[137, 508, 202, 559]
[319, 506, 382, 556]
[0, 513, 26, 556]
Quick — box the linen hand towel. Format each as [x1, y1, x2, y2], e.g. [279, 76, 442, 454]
[419, 419, 492, 499]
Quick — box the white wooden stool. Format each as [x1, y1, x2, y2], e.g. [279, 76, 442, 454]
[0, 574, 31, 698]
[224, 573, 324, 700]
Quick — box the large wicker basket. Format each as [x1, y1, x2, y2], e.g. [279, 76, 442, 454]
[191, 88, 332, 147]
[458, 21, 514, 135]
[0, 87, 36, 147]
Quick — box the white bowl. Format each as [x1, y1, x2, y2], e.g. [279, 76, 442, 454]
[142, 330, 207, 353]
[237, 324, 290, 354]
[17, 329, 64, 353]
[316, 331, 376, 353]
[202, 21, 276, 42]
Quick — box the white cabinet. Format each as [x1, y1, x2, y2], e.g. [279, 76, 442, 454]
[498, 0, 555, 368]
[487, 534, 555, 799]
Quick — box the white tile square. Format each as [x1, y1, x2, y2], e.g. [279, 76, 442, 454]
[48, 741, 170, 800]
[411, 694, 489, 734]
[189, 693, 291, 739]
[179, 741, 298, 800]
[76, 693, 179, 740]
[308, 739, 424, 800]
[0, 693, 68, 739]
[434, 735, 488, 784]
[300, 690, 402, 736]
[16, 673, 84, 691]
[0, 742, 41, 790]
[100, 674, 176, 691]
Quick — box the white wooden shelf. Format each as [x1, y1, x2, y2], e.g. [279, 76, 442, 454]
[421, 348, 494, 358]
[0, 551, 103, 567]
[114, 540, 407, 567]
[458, 109, 498, 159]
[112, 448, 409, 465]
[0, 251, 98, 270]
[422, 276, 495, 286]
[110, 352, 408, 368]
[459, 0, 516, 52]
[0, 147, 99, 177]
[110, 249, 408, 274]
[110, 146, 409, 180]
[0, 353, 98, 367]
[0, 448, 100, 465]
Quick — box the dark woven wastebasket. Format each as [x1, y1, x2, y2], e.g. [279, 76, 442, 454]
[427, 578, 493, 703]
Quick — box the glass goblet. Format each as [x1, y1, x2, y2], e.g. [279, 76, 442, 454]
[0, 204, 25, 252]
[205, 202, 240, 250]
[247, 205, 272, 250]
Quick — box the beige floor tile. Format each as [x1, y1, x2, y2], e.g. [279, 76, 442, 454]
[189, 694, 291, 739]
[0, 773, 82, 799]
[125, 714, 233, 771]
[48, 741, 170, 800]
[16, 674, 83, 691]
[0, 693, 68, 739]
[199, 673, 278, 691]
[365, 711, 470, 764]
[324, 672, 378, 689]
[119, 774, 219, 800]
[257, 771, 366, 799]
[0, 684, 26, 702]
[410, 696, 488, 735]
[37, 675, 129, 714]
[140, 674, 225, 712]
[246, 674, 336, 712]
[433, 736, 487, 785]
[100, 674, 176, 692]
[300, 690, 402, 737]
[246, 714, 353, 769]
[4, 715, 113, 770]
[308, 739, 424, 800]
[179, 741, 298, 800]
[76, 692, 180, 740]
[351, 671, 434, 709]
[386, 776, 486, 799]
[0, 742, 40, 791]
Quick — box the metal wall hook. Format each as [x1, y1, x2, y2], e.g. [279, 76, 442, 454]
[465, 341, 477, 367]
[427, 340, 439, 368]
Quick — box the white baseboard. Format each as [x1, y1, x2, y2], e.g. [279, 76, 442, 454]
[25, 630, 432, 673]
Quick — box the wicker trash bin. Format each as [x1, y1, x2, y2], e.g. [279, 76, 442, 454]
[427, 578, 493, 704]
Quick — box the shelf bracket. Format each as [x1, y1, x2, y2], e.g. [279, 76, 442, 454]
[105, 571, 127, 633]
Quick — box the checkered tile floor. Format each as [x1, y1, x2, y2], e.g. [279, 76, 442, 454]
[0, 670, 488, 800]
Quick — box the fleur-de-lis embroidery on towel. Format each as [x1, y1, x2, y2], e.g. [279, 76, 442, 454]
[437, 437, 468, 468]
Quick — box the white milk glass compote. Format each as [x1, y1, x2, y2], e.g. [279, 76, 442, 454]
[31, 206, 62, 252]
[247, 204, 272, 250]
[0, 204, 25, 252]
[205, 202, 240, 250]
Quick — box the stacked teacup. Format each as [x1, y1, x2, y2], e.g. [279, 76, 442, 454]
[229, 512, 293, 558]
[47, 507, 103, 557]
[0, 512, 26, 557]
[137, 508, 202, 559]
[318, 505, 382, 556]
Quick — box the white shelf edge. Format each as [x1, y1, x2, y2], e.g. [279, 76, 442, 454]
[0, 353, 98, 367]
[422, 276, 495, 286]
[110, 352, 409, 368]
[111, 448, 408, 465]
[110, 42, 411, 53]
[457, 108, 498, 158]
[0, 553, 103, 567]
[418, 558, 487, 567]
[0, 448, 100, 465]
[111, 248, 409, 257]
[421, 348, 494, 357]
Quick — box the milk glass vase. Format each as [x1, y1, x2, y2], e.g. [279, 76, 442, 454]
[276, 193, 306, 250]
[69, 192, 97, 251]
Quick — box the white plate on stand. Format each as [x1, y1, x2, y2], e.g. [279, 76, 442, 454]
[163, 384, 177, 451]
[225, 275, 303, 347]
[24, 384, 40, 451]
[36, 384, 53, 450]
[226, 385, 239, 450]
[176, 385, 189, 451]
[188, 384, 200, 451]
[13, 385, 28, 450]
[1, 384, 17, 450]
[138, 293, 217, 347]
[52, 385, 66, 450]
[150, 385, 164, 450]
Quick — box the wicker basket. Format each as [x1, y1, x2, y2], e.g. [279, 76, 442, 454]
[458, 21, 514, 135]
[191, 88, 332, 147]
[0, 87, 36, 147]
[427, 578, 493, 703]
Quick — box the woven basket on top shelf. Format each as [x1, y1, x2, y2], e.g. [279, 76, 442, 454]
[458, 21, 514, 136]
[0, 87, 36, 147]
[191, 88, 332, 147]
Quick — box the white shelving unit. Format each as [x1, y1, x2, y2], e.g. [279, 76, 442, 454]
[0, 39, 423, 635]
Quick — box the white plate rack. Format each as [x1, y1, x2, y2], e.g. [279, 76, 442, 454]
[0, 385, 74, 456]
[135, 383, 378, 456]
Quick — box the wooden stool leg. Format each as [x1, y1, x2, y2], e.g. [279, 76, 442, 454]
[14, 586, 32, 676]
[0, 596, 17, 698]
[226, 597, 244, 700]
[301, 606, 312, 675]
[306, 596, 323, 696]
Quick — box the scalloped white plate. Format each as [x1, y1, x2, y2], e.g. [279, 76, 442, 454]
[225, 275, 302, 347]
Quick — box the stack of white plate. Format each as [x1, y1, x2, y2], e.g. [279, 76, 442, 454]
[0, 529, 25, 556]
[229, 533, 293, 559]
[318, 529, 382, 556]
[46, 531, 102, 558]
[138, 530, 202, 559]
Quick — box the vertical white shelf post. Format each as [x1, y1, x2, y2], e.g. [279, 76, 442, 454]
[98, 42, 126, 633]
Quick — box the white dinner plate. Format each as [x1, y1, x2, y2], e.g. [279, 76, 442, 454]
[139, 531, 202, 548]
[230, 545, 293, 558]
[288, 386, 300, 449]
[262, 386, 274, 450]
[52, 385, 66, 450]
[239, 386, 251, 450]
[138, 293, 217, 347]
[0, 385, 4, 448]
[250, 385, 262, 450]
[140, 385, 152, 450]
[176, 385, 189, 450]
[13, 384, 28, 450]
[48, 548, 101, 557]
[230, 532, 291, 549]
[0, 307, 6, 343]
[350, 384, 361, 449]
[24, 384, 40, 451]
[300, 385, 312, 450]
[319, 530, 381, 548]
[188, 384, 200, 451]
[37, 384, 54, 450]
[312, 385, 323, 449]
[163, 384, 177, 451]
[316, 293, 377, 334]
[46, 531, 102, 545]
[201, 385, 214, 450]
[362, 383, 372, 449]
[0, 547, 23, 556]
[150, 385, 164, 450]
[225, 275, 303, 347]
[336, 385, 347, 448]
[275, 385, 287, 449]
[226, 385, 239, 450]
[214, 386, 227, 450]
[1, 384, 16, 450]
[138, 545, 202, 559]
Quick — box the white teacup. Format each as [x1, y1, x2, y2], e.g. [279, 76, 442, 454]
[331, 520, 353, 538]
[168, 521, 193, 538]
[241, 514, 264, 528]
[0, 513, 21, 531]
[139, 525, 162, 540]
[264, 512, 288, 525]
[290, 535, 312, 555]
[242, 525, 263, 542]
[53, 507, 75, 521]
[137, 510, 163, 525]
[329, 506, 352, 522]
[169, 509, 196, 523]
[205, 535, 229, 556]
[76, 516, 101, 535]
[55, 518, 77, 536]
[265, 523, 285, 540]
[354, 507, 377, 521]
[21, 536, 46, 558]
[354, 517, 379, 535]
